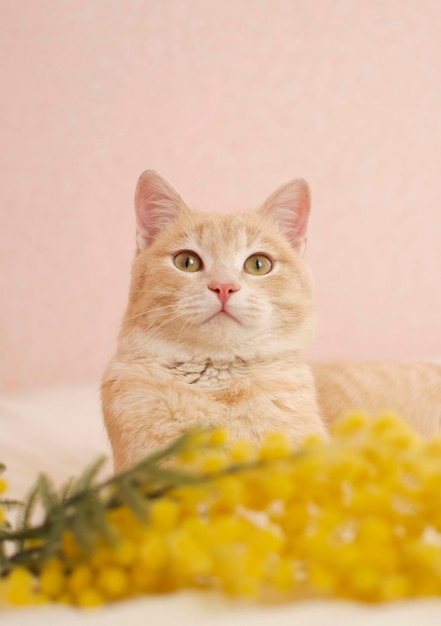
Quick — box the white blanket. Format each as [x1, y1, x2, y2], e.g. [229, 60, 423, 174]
[1, 384, 441, 624]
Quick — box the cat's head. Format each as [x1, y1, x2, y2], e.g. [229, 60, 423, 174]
[123, 170, 316, 360]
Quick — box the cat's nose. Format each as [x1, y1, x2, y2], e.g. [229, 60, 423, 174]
[208, 281, 241, 306]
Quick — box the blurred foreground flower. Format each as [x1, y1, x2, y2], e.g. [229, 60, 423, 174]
[2, 412, 441, 608]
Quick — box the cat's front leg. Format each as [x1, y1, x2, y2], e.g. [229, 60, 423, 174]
[101, 362, 225, 472]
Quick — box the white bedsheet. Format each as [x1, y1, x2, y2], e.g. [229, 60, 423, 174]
[1, 384, 441, 624]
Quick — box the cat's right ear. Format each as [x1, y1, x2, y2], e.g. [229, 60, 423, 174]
[134, 170, 185, 250]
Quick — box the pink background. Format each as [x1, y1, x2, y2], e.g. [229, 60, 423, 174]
[1, 0, 440, 392]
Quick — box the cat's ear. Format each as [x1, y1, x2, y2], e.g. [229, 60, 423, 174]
[259, 178, 311, 254]
[134, 170, 185, 250]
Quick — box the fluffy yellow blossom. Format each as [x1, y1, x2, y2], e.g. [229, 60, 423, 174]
[5, 568, 35, 606]
[39, 559, 66, 598]
[5, 411, 441, 608]
[258, 431, 291, 461]
[68, 564, 93, 597]
[0, 477, 7, 525]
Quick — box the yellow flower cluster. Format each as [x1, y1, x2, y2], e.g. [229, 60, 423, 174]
[3, 411, 441, 608]
[0, 476, 6, 526]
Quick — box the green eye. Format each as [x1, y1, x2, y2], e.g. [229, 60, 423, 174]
[244, 254, 273, 275]
[174, 251, 202, 272]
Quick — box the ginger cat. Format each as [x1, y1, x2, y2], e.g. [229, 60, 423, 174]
[102, 171, 441, 472]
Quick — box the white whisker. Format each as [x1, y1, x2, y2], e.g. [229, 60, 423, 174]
[152, 310, 190, 333]
[126, 303, 179, 322]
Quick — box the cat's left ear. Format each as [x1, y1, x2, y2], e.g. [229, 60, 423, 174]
[259, 178, 311, 254]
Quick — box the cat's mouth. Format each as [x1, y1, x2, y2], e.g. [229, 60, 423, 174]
[204, 309, 241, 325]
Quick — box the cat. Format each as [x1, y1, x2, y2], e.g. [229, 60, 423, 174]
[101, 170, 441, 472]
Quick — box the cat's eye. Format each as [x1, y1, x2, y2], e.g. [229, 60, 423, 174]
[244, 254, 273, 275]
[173, 251, 202, 272]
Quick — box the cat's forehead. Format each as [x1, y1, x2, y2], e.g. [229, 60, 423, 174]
[175, 211, 275, 255]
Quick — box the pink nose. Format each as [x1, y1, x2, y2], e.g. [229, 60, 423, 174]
[208, 281, 240, 306]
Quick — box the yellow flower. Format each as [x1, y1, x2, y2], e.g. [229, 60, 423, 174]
[96, 566, 129, 599]
[137, 531, 168, 571]
[5, 410, 441, 607]
[76, 588, 105, 608]
[269, 557, 296, 592]
[150, 498, 180, 532]
[167, 525, 213, 580]
[68, 564, 93, 597]
[6, 568, 35, 606]
[332, 410, 369, 436]
[259, 431, 291, 461]
[62, 530, 82, 559]
[229, 439, 254, 463]
[0, 477, 7, 525]
[39, 559, 66, 599]
[208, 427, 230, 446]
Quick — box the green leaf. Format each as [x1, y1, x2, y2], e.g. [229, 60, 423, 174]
[88, 500, 117, 545]
[115, 481, 148, 522]
[59, 477, 75, 502]
[15, 482, 41, 548]
[71, 498, 95, 552]
[68, 456, 107, 498]
[0, 498, 24, 511]
[0, 523, 50, 542]
[36, 475, 60, 516]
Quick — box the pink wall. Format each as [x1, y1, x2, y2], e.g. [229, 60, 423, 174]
[1, 0, 440, 392]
